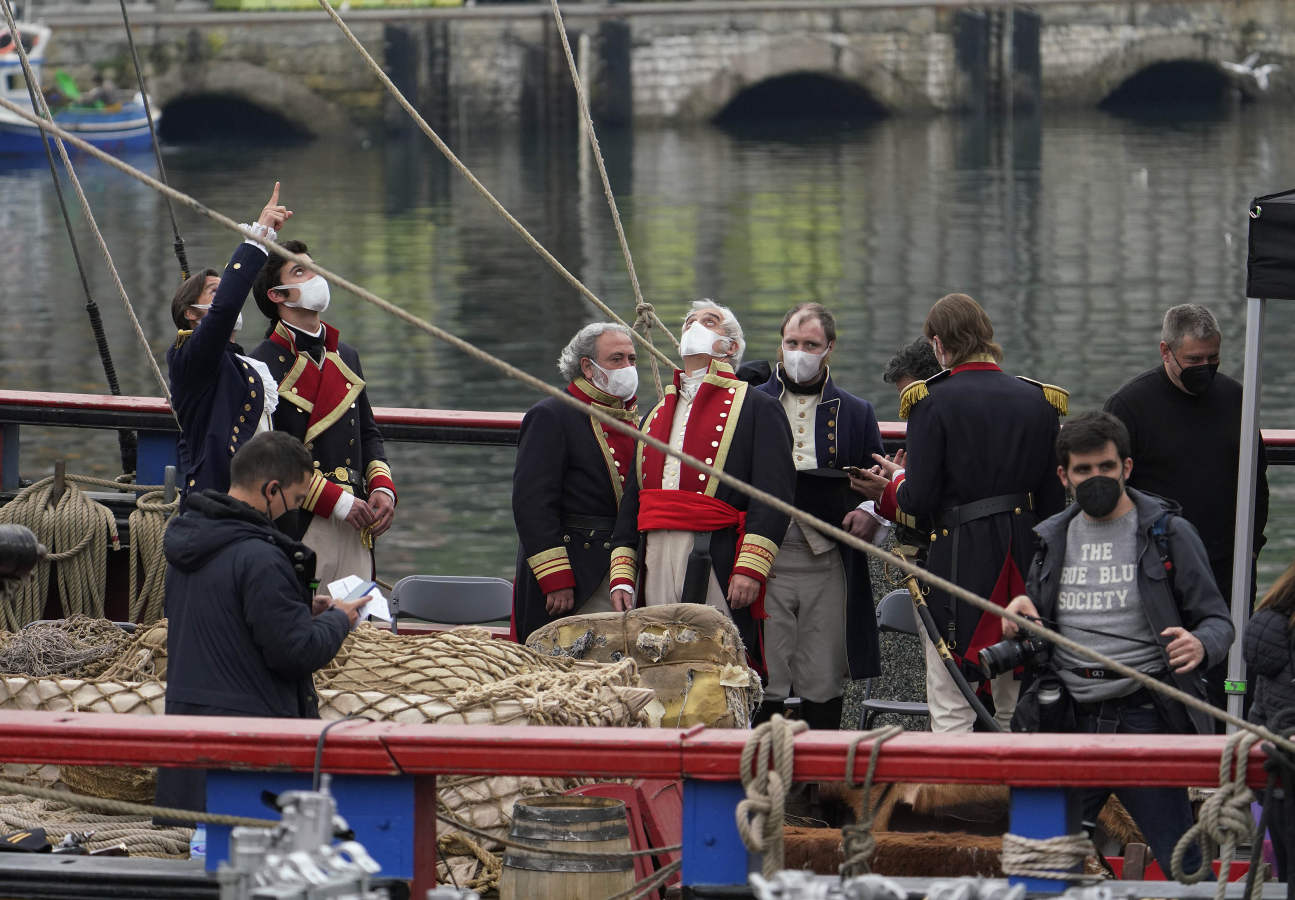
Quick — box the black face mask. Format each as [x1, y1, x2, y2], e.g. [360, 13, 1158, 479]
[260, 480, 288, 524]
[1074, 475, 1124, 518]
[1178, 361, 1219, 396]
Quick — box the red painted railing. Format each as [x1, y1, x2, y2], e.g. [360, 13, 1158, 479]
[4, 389, 1295, 448]
[0, 710, 1269, 789]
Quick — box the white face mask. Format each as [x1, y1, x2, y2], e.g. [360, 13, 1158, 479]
[679, 321, 730, 359]
[274, 275, 330, 313]
[782, 348, 826, 384]
[589, 359, 638, 401]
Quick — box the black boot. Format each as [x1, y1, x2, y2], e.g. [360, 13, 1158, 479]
[801, 696, 844, 730]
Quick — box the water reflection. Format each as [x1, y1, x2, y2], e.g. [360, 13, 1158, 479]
[5, 105, 1295, 588]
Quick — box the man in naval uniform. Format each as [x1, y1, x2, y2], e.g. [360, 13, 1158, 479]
[512, 323, 640, 644]
[609, 301, 795, 669]
[856, 293, 1067, 732]
[752, 303, 885, 729]
[167, 183, 291, 501]
[249, 240, 396, 586]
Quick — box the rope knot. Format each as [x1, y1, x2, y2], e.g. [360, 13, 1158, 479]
[736, 713, 808, 877]
[1172, 730, 1262, 898]
[633, 301, 657, 331]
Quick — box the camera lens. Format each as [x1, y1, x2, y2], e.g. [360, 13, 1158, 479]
[978, 638, 1025, 680]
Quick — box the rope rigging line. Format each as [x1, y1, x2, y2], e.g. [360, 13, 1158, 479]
[999, 833, 1101, 883]
[0, 0, 173, 410]
[312, 0, 679, 376]
[5, 92, 1293, 763]
[114, 0, 188, 281]
[839, 725, 902, 878]
[0, 775, 276, 829]
[1, 11, 137, 475]
[546, 0, 679, 398]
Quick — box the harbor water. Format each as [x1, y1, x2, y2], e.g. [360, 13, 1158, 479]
[4, 103, 1295, 593]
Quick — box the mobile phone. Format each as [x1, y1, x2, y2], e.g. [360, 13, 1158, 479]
[342, 580, 378, 602]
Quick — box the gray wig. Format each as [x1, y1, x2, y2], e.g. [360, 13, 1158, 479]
[557, 322, 633, 383]
[1161, 304, 1220, 350]
[685, 299, 745, 367]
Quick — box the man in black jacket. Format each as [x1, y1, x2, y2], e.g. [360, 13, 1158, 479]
[1104, 304, 1267, 716]
[156, 431, 366, 818]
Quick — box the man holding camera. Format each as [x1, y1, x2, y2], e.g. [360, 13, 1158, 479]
[1003, 411, 1232, 872]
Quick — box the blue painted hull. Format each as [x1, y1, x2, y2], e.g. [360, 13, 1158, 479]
[0, 104, 158, 156]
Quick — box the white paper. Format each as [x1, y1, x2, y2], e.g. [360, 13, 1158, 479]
[326, 575, 391, 622]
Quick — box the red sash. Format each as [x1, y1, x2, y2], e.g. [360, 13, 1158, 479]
[637, 489, 766, 623]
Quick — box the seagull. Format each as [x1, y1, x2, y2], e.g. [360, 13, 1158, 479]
[1222, 53, 1282, 93]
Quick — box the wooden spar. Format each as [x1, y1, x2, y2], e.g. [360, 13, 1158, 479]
[50, 459, 65, 506]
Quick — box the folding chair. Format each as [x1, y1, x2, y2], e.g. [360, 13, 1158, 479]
[388, 575, 512, 634]
[858, 588, 931, 730]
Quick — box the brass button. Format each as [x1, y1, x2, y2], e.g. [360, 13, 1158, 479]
[603, 541, 611, 550]
[827, 432, 836, 440]
[828, 445, 836, 453]
[314, 460, 321, 467]
[563, 535, 571, 543]
[349, 439, 355, 446]
[798, 412, 806, 418]
[239, 416, 246, 423]
[278, 355, 286, 363]
[345, 458, 351, 465]
[292, 387, 299, 394]
[233, 262, 242, 270]
[942, 529, 949, 536]
[248, 376, 255, 384]
[244, 404, 251, 412]
[583, 542, 591, 550]
[930, 532, 937, 541]
[828, 419, 836, 427]
[1014, 507, 1022, 515]
[233, 426, 239, 434]
[250, 390, 257, 398]
[228, 445, 235, 453]
[188, 479, 195, 487]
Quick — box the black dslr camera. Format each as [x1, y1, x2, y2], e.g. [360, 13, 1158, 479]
[978, 635, 1050, 679]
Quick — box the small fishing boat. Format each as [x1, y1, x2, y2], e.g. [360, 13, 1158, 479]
[0, 23, 160, 155]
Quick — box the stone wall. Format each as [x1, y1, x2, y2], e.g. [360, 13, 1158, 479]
[37, 0, 1295, 137]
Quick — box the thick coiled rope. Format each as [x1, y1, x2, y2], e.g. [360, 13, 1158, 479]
[1171, 729, 1265, 899]
[736, 713, 808, 878]
[0, 477, 120, 630]
[999, 832, 1099, 882]
[127, 490, 178, 625]
[839, 725, 902, 878]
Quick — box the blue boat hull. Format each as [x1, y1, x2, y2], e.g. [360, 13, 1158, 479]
[0, 105, 158, 155]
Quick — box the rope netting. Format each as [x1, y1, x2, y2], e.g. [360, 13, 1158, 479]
[0, 619, 651, 884]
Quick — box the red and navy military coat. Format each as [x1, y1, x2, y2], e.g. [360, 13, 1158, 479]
[878, 361, 1067, 679]
[249, 321, 395, 542]
[609, 360, 795, 662]
[511, 377, 637, 643]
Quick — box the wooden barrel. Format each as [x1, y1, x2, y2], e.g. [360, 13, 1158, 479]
[499, 795, 636, 899]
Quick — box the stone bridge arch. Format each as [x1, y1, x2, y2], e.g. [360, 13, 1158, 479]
[1062, 31, 1240, 107]
[154, 61, 353, 139]
[671, 33, 915, 122]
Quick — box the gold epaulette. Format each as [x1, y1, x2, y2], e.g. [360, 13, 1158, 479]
[898, 368, 948, 420]
[1017, 376, 1069, 416]
[172, 329, 194, 350]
